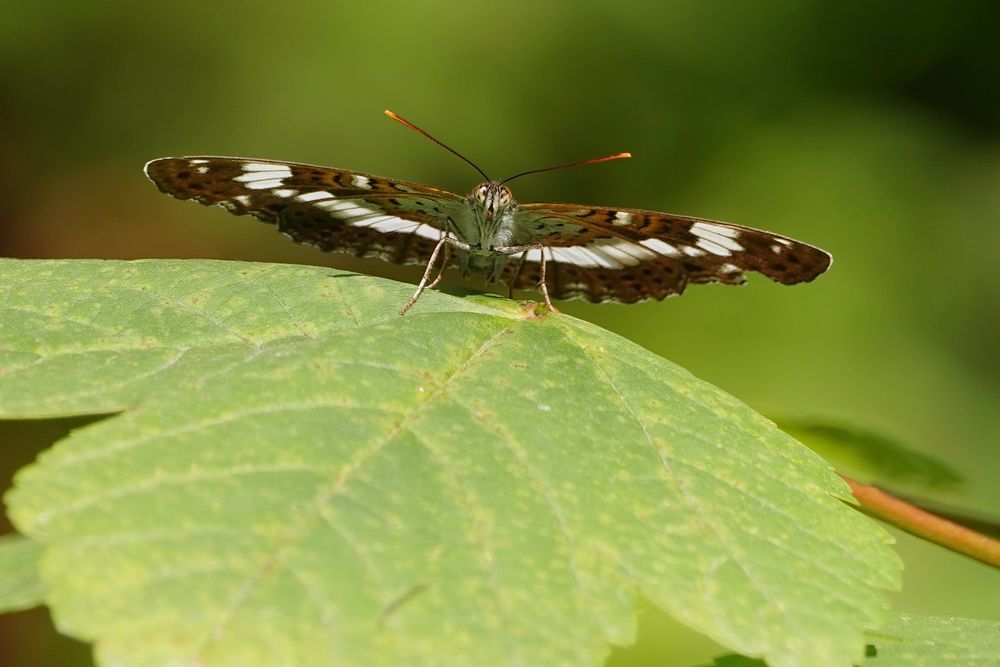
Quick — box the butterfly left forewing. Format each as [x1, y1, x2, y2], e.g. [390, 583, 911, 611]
[145, 156, 466, 266]
[509, 203, 831, 303]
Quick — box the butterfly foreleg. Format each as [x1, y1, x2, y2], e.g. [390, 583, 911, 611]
[506, 251, 527, 299]
[493, 243, 557, 313]
[426, 241, 451, 290]
[399, 235, 469, 316]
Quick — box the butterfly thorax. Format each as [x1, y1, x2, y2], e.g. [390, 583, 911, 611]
[446, 182, 520, 282]
[457, 182, 518, 250]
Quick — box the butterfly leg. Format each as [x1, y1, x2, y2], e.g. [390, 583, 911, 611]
[535, 246, 558, 313]
[400, 236, 450, 315]
[493, 243, 558, 313]
[426, 240, 450, 290]
[399, 236, 469, 315]
[507, 251, 528, 299]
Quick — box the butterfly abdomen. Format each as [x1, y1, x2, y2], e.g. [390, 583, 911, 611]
[460, 252, 508, 283]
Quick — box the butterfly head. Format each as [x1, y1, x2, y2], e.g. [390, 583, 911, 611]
[471, 182, 515, 223]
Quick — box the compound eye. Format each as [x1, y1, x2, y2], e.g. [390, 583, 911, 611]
[499, 187, 512, 205]
[476, 185, 489, 201]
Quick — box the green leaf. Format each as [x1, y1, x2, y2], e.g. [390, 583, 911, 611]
[0, 259, 506, 418]
[2, 259, 900, 667]
[700, 655, 769, 667]
[773, 418, 961, 490]
[0, 534, 45, 612]
[867, 614, 1000, 665]
[705, 613, 1000, 666]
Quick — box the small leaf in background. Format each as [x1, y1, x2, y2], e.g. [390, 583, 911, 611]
[773, 418, 1000, 540]
[2, 259, 901, 667]
[866, 614, 1000, 665]
[772, 418, 962, 490]
[701, 655, 768, 667]
[0, 534, 45, 613]
[705, 613, 1000, 667]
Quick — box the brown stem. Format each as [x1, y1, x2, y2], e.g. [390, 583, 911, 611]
[842, 475, 1000, 569]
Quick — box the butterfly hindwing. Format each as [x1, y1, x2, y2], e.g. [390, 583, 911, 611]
[145, 157, 466, 266]
[508, 203, 831, 303]
[502, 251, 693, 303]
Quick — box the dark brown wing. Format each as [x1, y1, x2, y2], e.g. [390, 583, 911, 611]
[506, 203, 831, 303]
[145, 156, 467, 266]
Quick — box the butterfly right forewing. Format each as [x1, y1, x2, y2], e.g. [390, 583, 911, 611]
[506, 203, 831, 303]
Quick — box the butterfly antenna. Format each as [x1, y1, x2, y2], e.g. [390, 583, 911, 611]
[384, 110, 491, 182]
[501, 152, 631, 185]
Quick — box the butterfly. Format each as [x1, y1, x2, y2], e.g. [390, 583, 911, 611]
[145, 110, 831, 314]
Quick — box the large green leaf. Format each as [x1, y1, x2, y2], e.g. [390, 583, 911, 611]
[1, 259, 900, 667]
[0, 534, 45, 612]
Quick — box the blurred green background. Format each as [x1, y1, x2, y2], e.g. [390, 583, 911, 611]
[1, 2, 998, 665]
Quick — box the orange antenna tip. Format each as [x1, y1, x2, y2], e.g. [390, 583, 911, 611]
[384, 110, 419, 132]
[588, 152, 632, 164]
